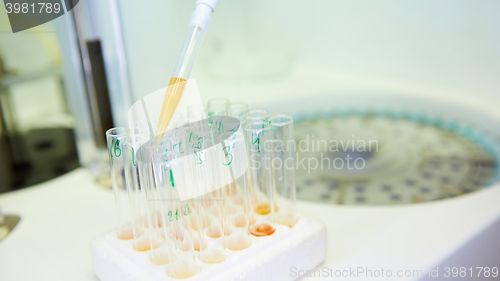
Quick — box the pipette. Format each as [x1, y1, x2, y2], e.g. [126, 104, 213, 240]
[155, 0, 219, 144]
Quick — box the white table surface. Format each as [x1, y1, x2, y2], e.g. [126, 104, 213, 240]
[1, 168, 500, 281]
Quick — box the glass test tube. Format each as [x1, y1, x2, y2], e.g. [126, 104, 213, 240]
[189, 132, 228, 264]
[122, 135, 149, 245]
[219, 132, 252, 250]
[226, 102, 249, 118]
[187, 141, 210, 253]
[245, 122, 276, 237]
[105, 127, 132, 239]
[246, 109, 270, 124]
[269, 115, 298, 228]
[207, 97, 229, 115]
[163, 129, 190, 210]
[138, 144, 199, 277]
[145, 151, 181, 265]
[160, 130, 192, 255]
[135, 143, 169, 252]
[161, 152, 195, 264]
[212, 133, 232, 253]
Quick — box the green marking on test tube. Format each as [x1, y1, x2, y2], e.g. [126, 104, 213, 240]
[252, 133, 260, 153]
[109, 140, 114, 157]
[114, 140, 122, 157]
[170, 170, 175, 187]
[195, 151, 203, 164]
[223, 145, 233, 166]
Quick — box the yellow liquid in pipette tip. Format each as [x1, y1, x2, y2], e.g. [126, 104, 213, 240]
[155, 77, 187, 144]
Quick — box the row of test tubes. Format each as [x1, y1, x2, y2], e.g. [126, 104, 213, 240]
[105, 98, 298, 278]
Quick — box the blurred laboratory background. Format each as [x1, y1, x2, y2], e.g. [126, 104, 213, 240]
[1, 0, 499, 198]
[0, 19, 78, 193]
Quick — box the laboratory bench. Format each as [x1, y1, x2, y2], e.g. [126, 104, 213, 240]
[1, 167, 500, 280]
